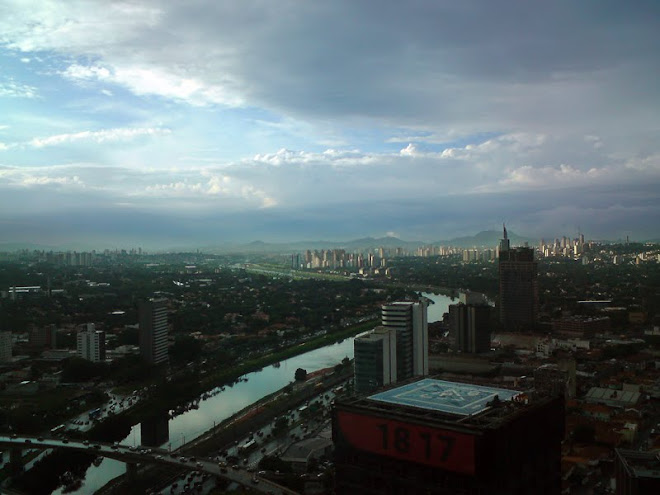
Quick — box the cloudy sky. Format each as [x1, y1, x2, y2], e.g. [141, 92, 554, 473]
[1, 0, 659, 248]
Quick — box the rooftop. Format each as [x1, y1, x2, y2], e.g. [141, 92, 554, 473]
[584, 387, 641, 407]
[368, 378, 522, 417]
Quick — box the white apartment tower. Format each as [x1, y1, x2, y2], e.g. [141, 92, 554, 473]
[139, 299, 169, 365]
[381, 300, 428, 381]
[77, 323, 106, 362]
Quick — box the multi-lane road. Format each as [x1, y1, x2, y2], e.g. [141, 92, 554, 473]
[0, 435, 292, 495]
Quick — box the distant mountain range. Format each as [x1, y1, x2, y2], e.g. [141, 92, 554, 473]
[202, 230, 534, 253]
[437, 230, 534, 248]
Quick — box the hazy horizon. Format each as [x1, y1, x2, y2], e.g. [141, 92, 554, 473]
[1, 1, 659, 246]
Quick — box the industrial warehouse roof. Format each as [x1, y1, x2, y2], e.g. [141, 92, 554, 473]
[584, 387, 641, 407]
[368, 378, 521, 416]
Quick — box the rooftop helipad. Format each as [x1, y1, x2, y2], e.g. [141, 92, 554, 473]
[368, 378, 521, 416]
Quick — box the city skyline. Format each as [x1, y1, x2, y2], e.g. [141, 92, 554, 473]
[1, 1, 659, 246]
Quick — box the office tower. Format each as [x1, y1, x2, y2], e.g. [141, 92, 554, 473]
[76, 323, 106, 362]
[333, 378, 564, 494]
[381, 301, 428, 381]
[29, 324, 57, 349]
[354, 326, 397, 393]
[498, 225, 539, 330]
[139, 299, 169, 365]
[449, 294, 491, 354]
[534, 364, 570, 398]
[0, 332, 12, 362]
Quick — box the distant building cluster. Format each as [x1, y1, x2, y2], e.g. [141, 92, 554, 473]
[6, 247, 145, 267]
[293, 245, 464, 271]
[295, 248, 390, 270]
[539, 234, 586, 258]
[462, 248, 497, 262]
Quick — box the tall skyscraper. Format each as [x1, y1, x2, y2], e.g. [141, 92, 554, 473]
[354, 326, 397, 393]
[498, 225, 539, 330]
[139, 299, 169, 365]
[449, 293, 491, 354]
[76, 323, 106, 363]
[381, 300, 428, 380]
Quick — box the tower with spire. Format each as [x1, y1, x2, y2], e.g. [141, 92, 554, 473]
[499, 223, 510, 253]
[498, 224, 539, 331]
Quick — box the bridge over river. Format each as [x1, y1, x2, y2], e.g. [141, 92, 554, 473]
[0, 435, 297, 494]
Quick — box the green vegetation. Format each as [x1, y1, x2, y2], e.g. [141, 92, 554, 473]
[294, 368, 308, 381]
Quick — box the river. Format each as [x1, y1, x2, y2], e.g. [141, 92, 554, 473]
[54, 292, 454, 494]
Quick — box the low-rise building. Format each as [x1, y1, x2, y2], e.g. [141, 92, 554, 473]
[281, 437, 333, 473]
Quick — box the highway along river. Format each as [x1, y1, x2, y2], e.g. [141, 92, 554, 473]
[53, 292, 454, 494]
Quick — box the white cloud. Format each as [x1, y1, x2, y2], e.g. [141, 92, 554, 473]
[0, 167, 86, 189]
[20, 175, 84, 186]
[497, 164, 602, 188]
[0, 79, 37, 98]
[28, 127, 171, 147]
[61, 63, 242, 106]
[625, 154, 660, 172]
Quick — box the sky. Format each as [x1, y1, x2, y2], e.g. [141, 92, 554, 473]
[1, 0, 659, 248]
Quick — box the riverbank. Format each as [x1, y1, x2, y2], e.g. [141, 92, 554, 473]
[97, 367, 354, 494]
[123, 318, 376, 424]
[199, 318, 376, 390]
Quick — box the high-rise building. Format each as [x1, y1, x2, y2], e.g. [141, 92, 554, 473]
[0, 332, 12, 362]
[76, 323, 106, 363]
[449, 294, 491, 354]
[28, 324, 57, 349]
[498, 225, 539, 330]
[614, 449, 660, 494]
[534, 364, 570, 398]
[333, 378, 564, 494]
[381, 301, 428, 380]
[139, 299, 169, 365]
[354, 326, 397, 393]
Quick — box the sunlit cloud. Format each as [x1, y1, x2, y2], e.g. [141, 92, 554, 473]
[27, 127, 171, 148]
